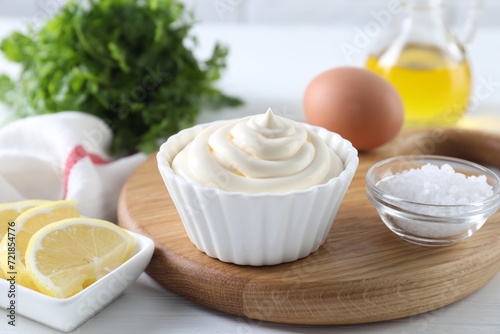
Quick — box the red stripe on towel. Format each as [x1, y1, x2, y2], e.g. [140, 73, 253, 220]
[62, 145, 109, 199]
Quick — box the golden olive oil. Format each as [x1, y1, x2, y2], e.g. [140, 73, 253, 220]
[366, 45, 471, 127]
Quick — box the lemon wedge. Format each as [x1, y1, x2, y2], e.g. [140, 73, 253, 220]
[25, 217, 134, 298]
[0, 200, 80, 289]
[0, 200, 50, 279]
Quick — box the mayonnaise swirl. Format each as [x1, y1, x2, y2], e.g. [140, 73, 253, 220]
[172, 109, 344, 193]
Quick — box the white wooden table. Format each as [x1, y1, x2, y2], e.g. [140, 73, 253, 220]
[1, 18, 499, 334]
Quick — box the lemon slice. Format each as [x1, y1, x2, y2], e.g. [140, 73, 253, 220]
[0, 200, 80, 289]
[0, 200, 51, 239]
[25, 217, 135, 298]
[0, 200, 50, 279]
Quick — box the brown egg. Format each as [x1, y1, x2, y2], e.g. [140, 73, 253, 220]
[303, 67, 404, 151]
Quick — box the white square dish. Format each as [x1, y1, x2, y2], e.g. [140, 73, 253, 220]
[0, 231, 154, 332]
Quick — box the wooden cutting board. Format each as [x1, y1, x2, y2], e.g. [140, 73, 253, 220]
[118, 127, 500, 325]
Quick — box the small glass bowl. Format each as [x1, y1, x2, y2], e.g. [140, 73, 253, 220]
[366, 155, 500, 246]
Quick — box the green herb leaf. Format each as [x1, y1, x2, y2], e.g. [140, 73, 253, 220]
[0, 0, 242, 155]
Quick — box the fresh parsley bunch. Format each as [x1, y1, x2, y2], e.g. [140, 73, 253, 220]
[0, 0, 241, 154]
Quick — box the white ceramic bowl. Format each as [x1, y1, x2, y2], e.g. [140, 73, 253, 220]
[0, 231, 154, 332]
[157, 121, 359, 266]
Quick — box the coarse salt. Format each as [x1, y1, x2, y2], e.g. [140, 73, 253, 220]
[378, 163, 493, 205]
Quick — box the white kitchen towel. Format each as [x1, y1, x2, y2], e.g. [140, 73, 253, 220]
[0, 111, 148, 221]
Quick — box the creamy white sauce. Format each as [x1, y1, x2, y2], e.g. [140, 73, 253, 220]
[172, 109, 344, 193]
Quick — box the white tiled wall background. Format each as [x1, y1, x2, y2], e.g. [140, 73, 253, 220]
[1, 0, 498, 28]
